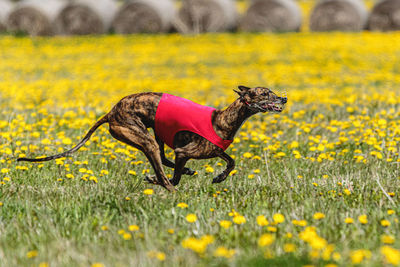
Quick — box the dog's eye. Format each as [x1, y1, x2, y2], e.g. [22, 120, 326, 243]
[261, 92, 268, 96]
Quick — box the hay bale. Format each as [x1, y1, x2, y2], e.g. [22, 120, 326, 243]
[175, 0, 238, 33]
[6, 0, 66, 36]
[309, 0, 367, 31]
[55, 0, 117, 35]
[368, 0, 400, 31]
[0, 0, 13, 32]
[240, 0, 302, 32]
[112, 0, 175, 34]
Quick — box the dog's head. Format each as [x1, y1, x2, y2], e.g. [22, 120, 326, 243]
[234, 85, 287, 113]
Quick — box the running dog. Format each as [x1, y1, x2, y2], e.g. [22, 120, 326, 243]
[18, 86, 287, 192]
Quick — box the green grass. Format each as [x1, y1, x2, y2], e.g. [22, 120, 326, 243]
[1, 102, 399, 266]
[0, 33, 399, 266]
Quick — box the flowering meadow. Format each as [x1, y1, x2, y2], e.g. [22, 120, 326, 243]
[0, 32, 399, 266]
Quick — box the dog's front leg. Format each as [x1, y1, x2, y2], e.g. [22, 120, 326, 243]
[212, 152, 235, 184]
[169, 150, 189, 186]
[156, 135, 195, 176]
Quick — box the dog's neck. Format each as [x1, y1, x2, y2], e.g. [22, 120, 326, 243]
[212, 98, 254, 140]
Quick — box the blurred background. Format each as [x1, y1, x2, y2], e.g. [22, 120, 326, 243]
[0, 0, 399, 36]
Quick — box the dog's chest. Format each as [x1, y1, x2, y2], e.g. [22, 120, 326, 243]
[155, 94, 232, 150]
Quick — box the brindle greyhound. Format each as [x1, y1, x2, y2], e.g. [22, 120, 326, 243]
[17, 86, 287, 192]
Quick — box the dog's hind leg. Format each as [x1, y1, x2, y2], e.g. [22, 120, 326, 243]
[212, 152, 235, 184]
[109, 124, 175, 192]
[155, 135, 175, 168]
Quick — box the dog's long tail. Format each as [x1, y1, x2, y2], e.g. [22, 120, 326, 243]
[17, 115, 109, 162]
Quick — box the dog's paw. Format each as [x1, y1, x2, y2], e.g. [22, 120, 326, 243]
[212, 173, 227, 184]
[183, 168, 196, 176]
[144, 175, 157, 184]
[169, 178, 179, 186]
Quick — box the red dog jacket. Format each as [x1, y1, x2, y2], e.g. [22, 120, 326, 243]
[155, 94, 233, 150]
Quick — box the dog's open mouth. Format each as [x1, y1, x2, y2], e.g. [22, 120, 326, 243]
[260, 102, 284, 113]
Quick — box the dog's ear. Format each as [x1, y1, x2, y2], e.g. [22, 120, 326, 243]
[233, 89, 243, 97]
[238, 85, 250, 91]
[235, 85, 250, 97]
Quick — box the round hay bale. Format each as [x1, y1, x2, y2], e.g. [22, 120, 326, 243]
[55, 0, 118, 35]
[0, 0, 13, 32]
[6, 0, 66, 36]
[309, 0, 367, 31]
[112, 0, 175, 34]
[240, 0, 302, 32]
[368, 0, 400, 31]
[175, 0, 238, 33]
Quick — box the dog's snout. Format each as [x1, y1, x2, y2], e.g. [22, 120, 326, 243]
[279, 97, 287, 104]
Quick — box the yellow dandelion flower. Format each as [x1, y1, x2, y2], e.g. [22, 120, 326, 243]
[123, 233, 132, 240]
[381, 220, 390, 227]
[118, 229, 125, 235]
[156, 252, 166, 261]
[289, 141, 299, 149]
[358, 214, 368, 224]
[243, 152, 252, 158]
[89, 176, 98, 183]
[380, 246, 400, 266]
[258, 233, 275, 247]
[128, 225, 139, 231]
[381, 235, 395, 244]
[344, 217, 354, 224]
[205, 166, 214, 173]
[100, 170, 109, 175]
[350, 249, 371, 264]
[273, 213, 285, 224]
[186, 214, 197, 223]
[26, 250, 38, 258]
[62, 137, 72, 145]
[143, 189, 154, 195]
[283, 243, 296, 253]
[233, 215, 246, 225]
[313, 212, 325, 220]
[214, 246, 235, 258]
[256, 215, 269, 226]
[177, 202, 188, 209]
[292, 220, 307, 226]
[219, 220, 232, 229]
[332, 252, 341, 261]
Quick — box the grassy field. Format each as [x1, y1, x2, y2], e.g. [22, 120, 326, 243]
[0, 33, 399, 267]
